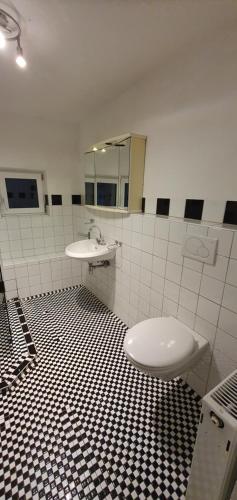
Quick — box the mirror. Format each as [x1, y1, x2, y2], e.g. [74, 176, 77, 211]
[84, 134, 146, 213]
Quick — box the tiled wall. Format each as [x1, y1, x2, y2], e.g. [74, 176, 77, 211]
[2, 255, 82, 300]
[0, 195, 82, 299]
[0, 194, 74, 261]
[73, 205, 237, 396]
[2, 196, 237, 397]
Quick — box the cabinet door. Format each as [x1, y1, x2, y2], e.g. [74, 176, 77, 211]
[118, 138, 130, 209]
[85, 152, 95, 205]
[95, 146, 119, 207]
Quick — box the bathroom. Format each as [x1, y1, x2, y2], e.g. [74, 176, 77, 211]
[1, 1, 237, 499]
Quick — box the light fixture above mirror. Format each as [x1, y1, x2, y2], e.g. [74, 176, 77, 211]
[0, 7, 27, 68]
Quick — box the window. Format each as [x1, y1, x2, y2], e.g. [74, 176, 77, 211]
[0, 171, 44, 214]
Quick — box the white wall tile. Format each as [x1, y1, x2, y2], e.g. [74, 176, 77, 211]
[169, 199, 185, 218]
[165, 261, 182, 285]
[187, 372, 207, 397]
[179, 287, 198, 313]
[4, 279, 17, 291]
[197, 296, 220, 326]
[177, 306, 195, 328]
[203, 255, 228, 282]
[202, 200, 226, 223]
[164, 279, 180, 303]
[131, 214, 143, 233]
[222, 284, 237, 314]
[152, 255, 166, 277]
[141, 252, 153, 271]
[15, 265, 28, 278]
[207, 349, 237, 391]
[154, 218, 169, 240]
[183, 256, 203, 273]
[218, 307, 237, 338]
[231, 231, 237, 259]
[187, 223, 208, 236]
[167, 242, 183, 265]
[215, 328, 237, 362]
[151, 273, 164, 294]
[150, 289, 163, 311]
[131, 231, 142, 250]
[18, 287, 30, 298]
[194, 316, 217, 346]
[142, 215, 155, 236]
[200, 275, 224, 304]
[2, 267, 15, 280]
[153, 238, 168, 259]
[181, 267, 201, 293]
[16, 276, 30, 289]
[226, 259, 237, 287]
[162, 297, 178, 317]
[141, 234, 154, 254]
[29, 274, 41, 286]
[208, 227, 234, 257]
[169, 221, 187, 244]
[144, 197, 156, 215]
[140, 268, 152, 287]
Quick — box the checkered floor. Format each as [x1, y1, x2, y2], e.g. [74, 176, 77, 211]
[0, 301, 27, 379]
[0, 285, 201, 500]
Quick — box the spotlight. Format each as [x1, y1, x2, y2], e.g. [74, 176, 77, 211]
[0, 30, 6, 49]
[16, 41, 26, 68]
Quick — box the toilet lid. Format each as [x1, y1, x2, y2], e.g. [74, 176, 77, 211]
[124, 317, 195, 369]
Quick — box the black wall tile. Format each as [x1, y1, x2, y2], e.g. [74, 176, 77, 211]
[51, 195, 62, 206]
[156, 198, 170, 216]
[72, 195, 81, 205]
[141, 197, 145, 213]
[184, 199, 204, 220]
[44, 194, 49, 206]
[223, 201, 237, 225]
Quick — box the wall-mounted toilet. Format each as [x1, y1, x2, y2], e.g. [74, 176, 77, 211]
[124, 317, 208, 381]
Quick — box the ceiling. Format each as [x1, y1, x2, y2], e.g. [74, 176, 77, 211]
[0, 0, 236, 123]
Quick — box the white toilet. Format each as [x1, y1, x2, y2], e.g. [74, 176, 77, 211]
[124, 316, 208, 381]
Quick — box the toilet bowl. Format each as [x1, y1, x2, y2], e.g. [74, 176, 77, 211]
[124, 316, 208, 381]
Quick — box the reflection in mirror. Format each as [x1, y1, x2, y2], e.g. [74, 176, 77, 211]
[95, 146, 119, 207]
[118, 138, 130, 208]
[85, 152, 95, 205]
[84, 133, 146, 213]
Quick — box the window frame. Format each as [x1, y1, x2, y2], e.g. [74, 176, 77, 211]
[0, 170, 45, 215]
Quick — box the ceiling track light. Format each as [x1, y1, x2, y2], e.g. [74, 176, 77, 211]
[0, 8, 27, 68]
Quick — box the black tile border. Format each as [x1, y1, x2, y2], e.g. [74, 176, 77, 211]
[184, 199, 204, 220]
[0, 298, 37, 393]
[223, 201, 237, 225]
[51, 194, 62, 206]
[72, 195, 81, 205]
[136, 197, 237, 226]
[156, 198, 170, 216]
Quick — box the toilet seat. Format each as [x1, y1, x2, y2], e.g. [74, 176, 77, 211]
[124, 317, 195, 370]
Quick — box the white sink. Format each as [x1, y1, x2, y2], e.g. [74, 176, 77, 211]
[65, 238, 118, 262]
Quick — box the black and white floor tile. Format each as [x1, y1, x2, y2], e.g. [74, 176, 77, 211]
[0, 285, 201, 499]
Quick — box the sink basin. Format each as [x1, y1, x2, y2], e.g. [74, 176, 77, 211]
[65, 238, 117, 262]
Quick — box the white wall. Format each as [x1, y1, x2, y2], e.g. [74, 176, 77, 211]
[74, 206, 237, 397]
[0, 114, 79, 195]
[78, 26, 237, 201]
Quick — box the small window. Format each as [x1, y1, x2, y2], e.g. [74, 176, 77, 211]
[0, 171, 44, 214]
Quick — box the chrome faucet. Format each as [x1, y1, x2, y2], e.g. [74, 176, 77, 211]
[88, 225, 105, 245]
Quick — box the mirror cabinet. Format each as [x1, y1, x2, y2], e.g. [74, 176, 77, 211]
[84, 133, 146, 213]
